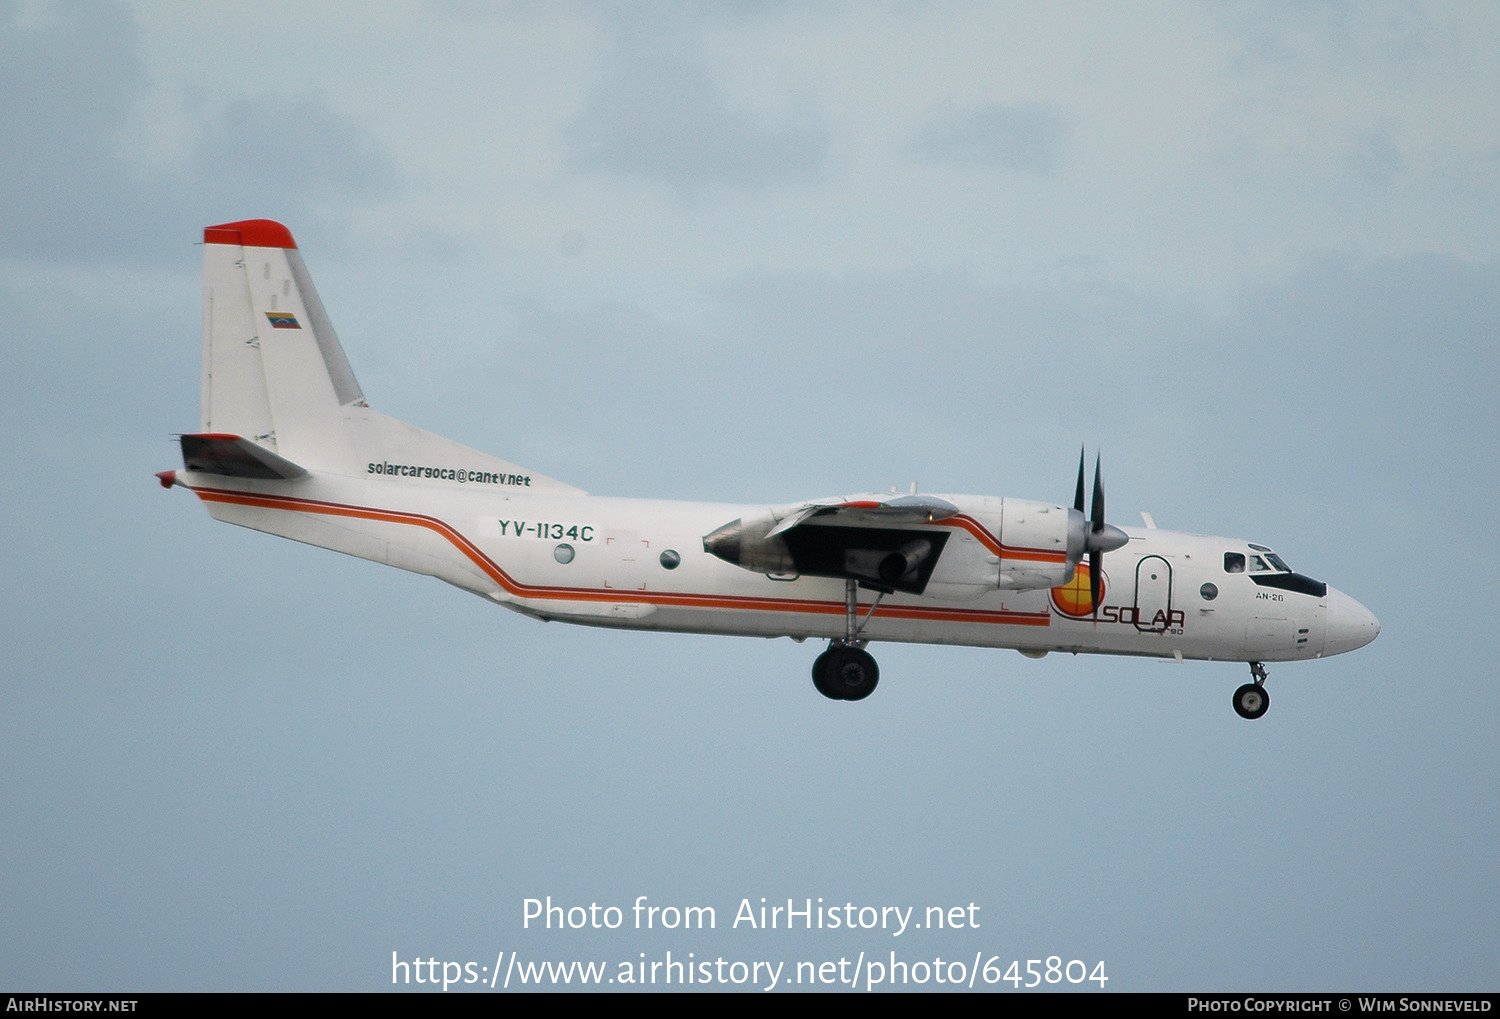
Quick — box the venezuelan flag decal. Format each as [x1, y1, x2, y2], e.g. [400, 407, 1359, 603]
[265, 311, 301, 329]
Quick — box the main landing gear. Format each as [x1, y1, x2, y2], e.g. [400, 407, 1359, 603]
[1233, 662, 1271, 720]
[812, 579, 883, 701]
[813, 644, 879, 701]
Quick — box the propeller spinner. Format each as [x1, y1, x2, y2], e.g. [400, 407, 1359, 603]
[1070, 449, 1129, 615]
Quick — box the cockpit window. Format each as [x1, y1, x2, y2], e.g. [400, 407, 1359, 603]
[1228, 549, 1294, 575]
[1246, 543, 1293, 571]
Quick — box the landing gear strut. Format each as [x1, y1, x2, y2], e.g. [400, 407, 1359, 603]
[1233, 662, 1270, 720]
[812, 579, 882, 701]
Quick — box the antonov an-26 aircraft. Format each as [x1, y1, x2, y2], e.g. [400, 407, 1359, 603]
[159, 220, 1379, 718]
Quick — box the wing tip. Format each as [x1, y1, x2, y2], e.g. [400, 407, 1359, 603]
[203, 219, 297, 249]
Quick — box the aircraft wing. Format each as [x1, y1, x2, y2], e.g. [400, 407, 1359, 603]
[764, 493, 960, 537]
[706, 494, 962, 595]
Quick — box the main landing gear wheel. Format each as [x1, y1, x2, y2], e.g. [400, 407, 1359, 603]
[812, 644, 879, 701]
[811, 648, 839, 699]
[1233, 681, 1270, 720]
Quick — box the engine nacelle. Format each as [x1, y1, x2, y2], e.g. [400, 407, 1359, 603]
[994, 498, 1078, 590]
[878, 539, 933, 584]
[705, 496, 1090, 596]
[702, 511, 797, 575]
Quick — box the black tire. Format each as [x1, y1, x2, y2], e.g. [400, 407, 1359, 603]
[826, 646, 879, 701]
[1233, 682, 1269, 720]
[811, 648, 842, 700]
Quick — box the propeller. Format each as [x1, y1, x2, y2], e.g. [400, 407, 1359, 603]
[1072, 448, 1129, 615]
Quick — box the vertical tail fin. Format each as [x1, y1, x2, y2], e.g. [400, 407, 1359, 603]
[201, 219, 363, 472]
[197, 219, 583, 493]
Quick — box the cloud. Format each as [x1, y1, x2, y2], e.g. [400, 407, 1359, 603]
[1347, 128, 1404, 185]
[564, 45, 827, 191]
[0, 0, 399, 265]
[911, 102, 1068, 174]
[0, 0, 150, 260]
[186, 94, 401, 219]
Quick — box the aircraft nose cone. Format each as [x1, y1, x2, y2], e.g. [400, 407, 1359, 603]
[1324, 587, 1380, 656]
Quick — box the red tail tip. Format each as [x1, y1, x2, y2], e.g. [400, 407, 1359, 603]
[203, 219, 297, 249]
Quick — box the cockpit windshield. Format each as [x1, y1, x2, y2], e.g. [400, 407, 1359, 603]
[1230, 544, 1327, 597]
[1245, 543, 1291, 573]
[1227, 549, 1293, 574]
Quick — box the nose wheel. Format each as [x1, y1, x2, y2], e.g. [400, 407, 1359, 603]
[1233, 662, 1270, 720]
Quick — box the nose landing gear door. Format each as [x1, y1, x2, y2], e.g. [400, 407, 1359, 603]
[1134, 555, 1173, 633]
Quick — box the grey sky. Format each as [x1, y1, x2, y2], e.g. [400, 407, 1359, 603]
[2, 0, 1495, 991]
[911, 102, 1069, 173]
[565, 40, 830, 190]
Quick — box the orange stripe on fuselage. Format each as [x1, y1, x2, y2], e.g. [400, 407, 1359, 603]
[192, 487, 1054, 628]
[937, 514, 1068, 563]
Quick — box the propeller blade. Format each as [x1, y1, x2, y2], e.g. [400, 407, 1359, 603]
[1090, 547, 1102, 616]
[1069, 448, 1128, 615]
[1074, 447, 1086, 515]
[1091, 453, 1104, 537]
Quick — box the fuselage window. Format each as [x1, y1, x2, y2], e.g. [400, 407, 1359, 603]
[1224, 552, 1245, 573]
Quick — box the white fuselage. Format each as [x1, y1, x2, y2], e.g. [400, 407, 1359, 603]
[184, 470, 1375, 665]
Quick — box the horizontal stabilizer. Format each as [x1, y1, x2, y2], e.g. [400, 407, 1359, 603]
[179, 433, 308, 480]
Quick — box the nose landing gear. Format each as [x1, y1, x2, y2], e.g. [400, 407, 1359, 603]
[1233, 662, 1270, 720]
